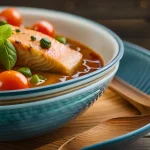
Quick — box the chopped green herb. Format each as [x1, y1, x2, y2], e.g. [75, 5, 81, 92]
[0, 24, 17, 70]
[30, 74, 47, 84]
[18, 67, 32, 77]
[31, 35, 36, 41]
[30, 74, 40, 83]
[40, 38, 51, 49]
[15, 29, 20, 32]
[37, 74, 47, 80]
[0, 21, 7, 26]
[55, 36, 66, 44]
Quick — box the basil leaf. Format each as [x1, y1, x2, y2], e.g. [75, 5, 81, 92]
[0, 24, 12, 40]
[0, 40, 4, 50]
[0, 24, 17, 70]
[18, 67, 32, 77]
[0, 40, 17, 70]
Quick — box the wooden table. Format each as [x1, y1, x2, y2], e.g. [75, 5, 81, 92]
[0, 89, 149, 150]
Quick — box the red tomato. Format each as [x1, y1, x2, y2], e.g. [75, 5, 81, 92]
[33, 20, 55, 37]
[0, 70, 29, 90]
[0, 8, 22, 26]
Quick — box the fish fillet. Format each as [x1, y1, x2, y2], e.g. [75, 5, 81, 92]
[8, 26, 83, 75]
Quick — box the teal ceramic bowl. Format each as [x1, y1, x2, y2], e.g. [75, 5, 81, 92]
[82, 41, 150, 150]
[0, 7, 123, 141]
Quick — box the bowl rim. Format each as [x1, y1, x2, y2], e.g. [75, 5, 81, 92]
[0, 7, 124, 96]
[83, 122, 150, 150]
[0, 63, 119, 107]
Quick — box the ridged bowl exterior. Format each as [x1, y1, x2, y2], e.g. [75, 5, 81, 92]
[0, 7, 124, 101]
[83, 41, 150, 150]
[0, 7, 124, 141]
[0, 65, 118, 141]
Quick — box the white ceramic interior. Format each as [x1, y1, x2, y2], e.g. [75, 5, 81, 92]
[25, 9, 118, 65]
[0, 7, 123, 100]
[0, 7, 119, 66]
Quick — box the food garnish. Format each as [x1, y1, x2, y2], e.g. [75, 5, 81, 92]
[31, 35, 36, 41]
[15, 29, 20, 32]
[0, 70, 29, 90]
[55, 36, 66, 44]
[40, 38, 51, 49]
[0, 8, 22, 26]
[0, 24, 17, 70]
[18, 67, 32, 77]
[32, 20, 55, 37]
[0, 20, 7, 26]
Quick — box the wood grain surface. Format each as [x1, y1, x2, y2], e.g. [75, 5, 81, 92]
[0, 89, 149, 150]
[110, 77, 150, 108]
[59, 115, 150, 150]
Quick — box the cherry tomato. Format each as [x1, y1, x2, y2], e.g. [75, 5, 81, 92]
[33, 20, 55, 37]
[0, 70, 29, 90]
[0, 8, 22, 26]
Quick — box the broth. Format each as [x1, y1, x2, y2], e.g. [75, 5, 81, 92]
[0, 38, 104, 88]
[0, 7, 104, 90]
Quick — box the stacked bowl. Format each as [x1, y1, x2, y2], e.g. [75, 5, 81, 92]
[0, 7, 124, 141]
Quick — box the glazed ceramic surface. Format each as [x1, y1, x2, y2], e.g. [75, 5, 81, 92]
[0, 7, 124, 100]
[82, 41, 150, 150]
[117, 41, 150, 95]
[0, 64, 119, 141]
[0, 7, 123, 141]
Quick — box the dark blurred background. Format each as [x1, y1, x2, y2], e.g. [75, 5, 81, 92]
[1, 0, 150, 49]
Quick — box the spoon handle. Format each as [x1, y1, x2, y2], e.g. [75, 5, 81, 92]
[58, 115, 150, 150]
[109, 77, 150, 107]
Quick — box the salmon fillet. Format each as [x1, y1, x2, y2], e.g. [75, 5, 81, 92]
[8, 26, 83, 75]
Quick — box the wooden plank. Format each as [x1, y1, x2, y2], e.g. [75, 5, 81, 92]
[123, 38, 150, 50]
[65, 0, 150, 19]
[1, 0, 150, 19]
[0, 0, 66, 11]
[97, 19, 150, 38]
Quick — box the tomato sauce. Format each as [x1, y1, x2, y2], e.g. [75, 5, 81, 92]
[0, 38, 103, 88]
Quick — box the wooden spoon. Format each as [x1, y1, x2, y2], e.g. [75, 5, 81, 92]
[59, 78, 150, 150]
[59, 114, 150, 150]
[109, 77, 150, 107]
[109, 77, 150, 114]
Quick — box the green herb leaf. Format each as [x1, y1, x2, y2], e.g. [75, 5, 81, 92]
[0, 21, 7, 26]
[37, 74, 47, 80]
[31, 35, 36, 41]
[30, 74, 40, 83]
[0, 24, 17, 70]
[18, 67, 32, 77]
[0, 24, 12, 40]
[55, 36, 66, 44]
[15, 29, 20, 33]
[40, 38, 51, 49]
[0, 40, 17, 70]
[30, 74, 47, 84]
